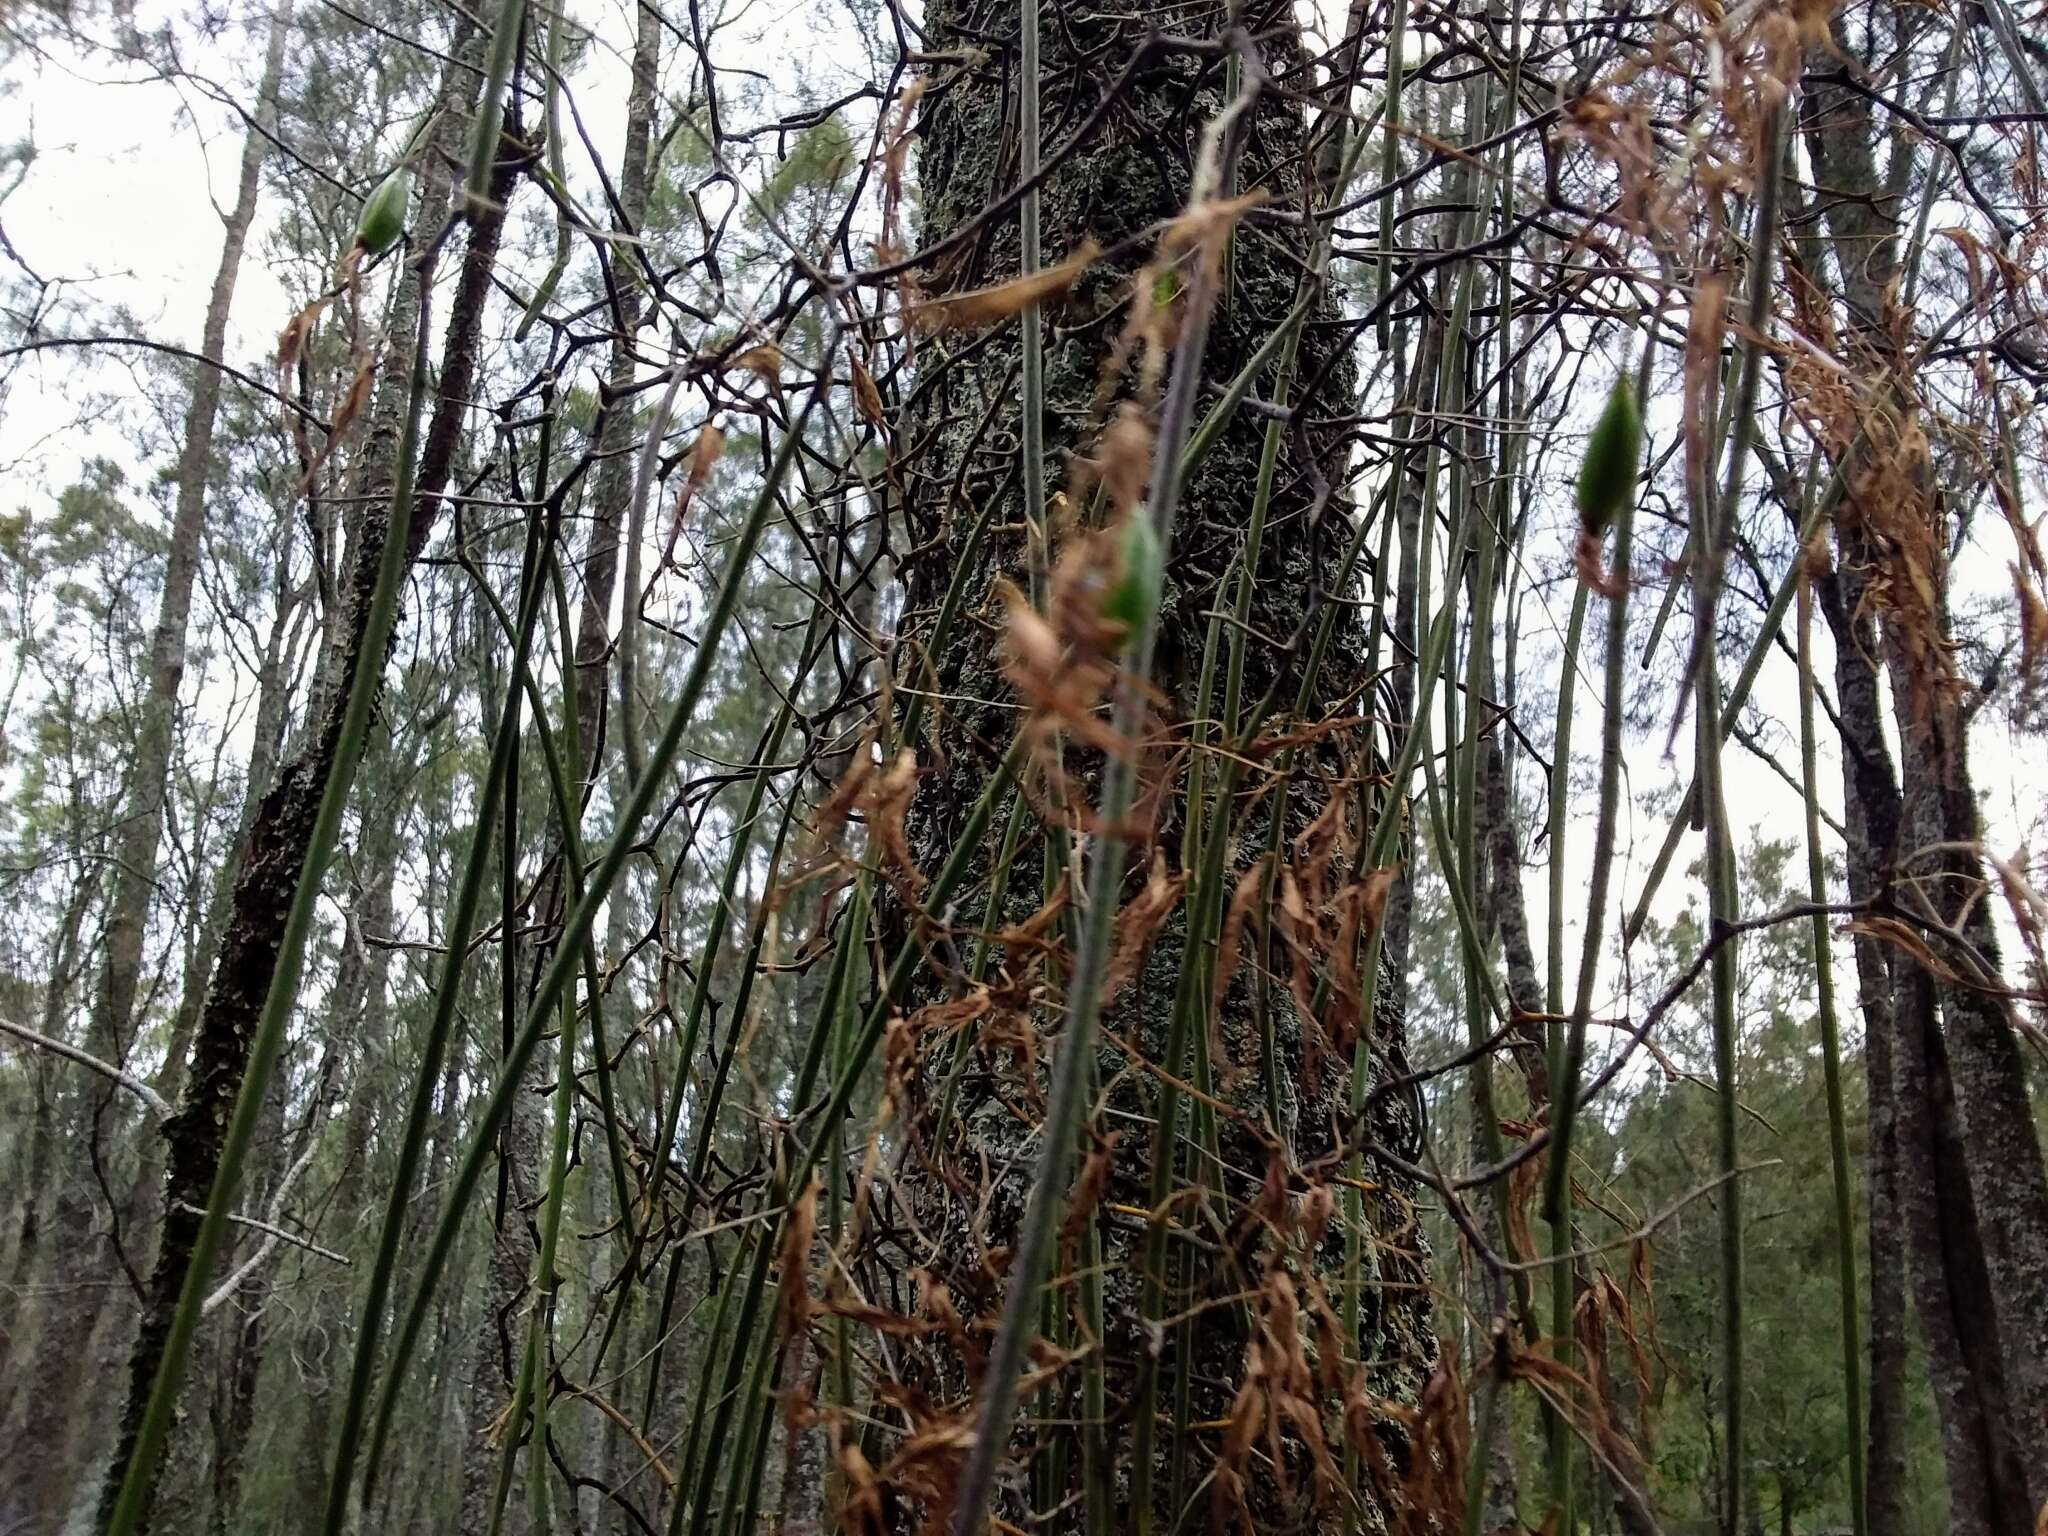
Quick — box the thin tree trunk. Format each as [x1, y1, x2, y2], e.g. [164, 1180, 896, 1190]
[98, 23, 513, 1522]
[205, 1060, 314, 1535]
[1380, 343, 1435, 1001]
[0, 858, 104, 1521]
[1821, 435, 2017, 1536]
[1884, 674, 2048, 1523]
[382, 817, 475, 1535]
[1820, 549, 2014, 1536]
[7, 19, 294, 1526]
[456, 1105, 543, 1536]
[1801, 20, 2048, 1525]
[94, 0, 291, 1093]
[158, 513, 313, 1105]
[0, 857, 98, 1386]
[288, 768, 406, 1515]
[566, 0, 661, 777]
[453, 11, 661, 1523]
[1808, 565, 1911, 1536]
[122, 518, 313, 1296]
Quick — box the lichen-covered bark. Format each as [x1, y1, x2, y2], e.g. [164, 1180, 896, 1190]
[892, 1, 1433, 1526]
[99, 34, 511, 1527]
[1802, 18, 2048, 1526]
[1807, 565, 1911, 1536]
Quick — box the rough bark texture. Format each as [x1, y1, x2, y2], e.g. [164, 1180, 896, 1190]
[1884, 645, 2048, 1521]
[98, 31, 512, 1525]
[1808, 565, 1910, 1536]
[1820, 574, 2021, 1536]
[1803, 16, 2048, 1527]
[893, 1, 1433, 1527]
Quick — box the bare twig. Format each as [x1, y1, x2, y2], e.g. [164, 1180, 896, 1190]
[0, 1016, 175, 1122]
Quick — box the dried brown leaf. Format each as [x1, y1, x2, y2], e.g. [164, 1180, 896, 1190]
[851, 353, 886, 427]
[911, 240, 1099, 333]
[688, 422, 726, 488]
[1095, 401, 1155, 518]
[1106, 849, 1185, 993]
[778, 1174, 819, 1341]
[731, 343, 782, 383]
[1211, 858, 1271, 1090]
[866, 747, 925, 896]
[1057, 1130, 1117, 1258]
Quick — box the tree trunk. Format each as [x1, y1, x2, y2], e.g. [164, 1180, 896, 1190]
[121, 505, 313, 1290]
[205, 1059, 315, 1536]
[1802, 12, 2048, 1524]
[566, 0, 661, 778]
[1808, 564, 1911, 1536]
[894, 2, 1434, 1526]
[0, 859, 104, 1523]
[0, 855, 98, 1392]
[1882, 652, 2048, 1514]
[99, 22, 513, 1522]
[454, 11, 660, 1525]
[91, 0, 292, 1127]
[288, 766, 407, 1517]
[1380, 341, 1437, 1005]
[1830, 619, 2015, 1536]
[155, 501, 312, 1111]
[5, 19, 294, 1528]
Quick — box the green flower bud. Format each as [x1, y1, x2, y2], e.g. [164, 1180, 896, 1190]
[355, 168, 411, 256]
[1575, 374, 1642, 534]
[1102, 512, 1163, 642]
